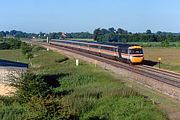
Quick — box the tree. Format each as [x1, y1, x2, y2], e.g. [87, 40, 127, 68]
[116, 28, 128, 34]
[21, 42, 33, 55]
[108, 27, 116, 34]
[156, 31, 162, 35]
[146, 29, 152, 34]
[0, 31, 6, 37]
[93, 28, 102, 41]
[101, 29, 110, 35]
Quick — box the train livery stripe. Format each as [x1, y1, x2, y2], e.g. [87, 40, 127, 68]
[51, 41, 118, 56]
[121, 53, 130, 59]
[100, 50, 117, 56]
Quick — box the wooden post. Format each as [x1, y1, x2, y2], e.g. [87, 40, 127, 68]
[94, 60, 97, 68]
[158, 57, 161, 69]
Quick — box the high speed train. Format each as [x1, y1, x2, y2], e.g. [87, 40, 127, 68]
[49, 39, 144, 64]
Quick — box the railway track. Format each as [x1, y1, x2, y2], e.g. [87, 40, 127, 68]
[37, 41, 180, 89]
[137, 65, 180, 80]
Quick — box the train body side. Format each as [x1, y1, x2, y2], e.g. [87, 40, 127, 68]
[49, 40, 144, 64]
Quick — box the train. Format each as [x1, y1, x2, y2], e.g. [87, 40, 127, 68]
[49, 39, 144, 64]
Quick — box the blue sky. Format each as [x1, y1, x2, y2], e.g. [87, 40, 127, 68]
[0, 0, 180, 33]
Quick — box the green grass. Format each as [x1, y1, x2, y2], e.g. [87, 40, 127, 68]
[0, 48, 167, 119]
[0, 50, 28, 63]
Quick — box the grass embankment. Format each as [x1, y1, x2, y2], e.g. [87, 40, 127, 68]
[0, 46, 167, 119]
[144, 47, 180, 72]
[0, 49, 28, 63]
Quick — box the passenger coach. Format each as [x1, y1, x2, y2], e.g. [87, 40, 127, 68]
[50, 39, 144, 64]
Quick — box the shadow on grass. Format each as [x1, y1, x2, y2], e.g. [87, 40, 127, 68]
[43, 73, 69, 88]
[42, 73, 73, 96]
[143, 60, 158, 66]
[55, 57, 69, 63]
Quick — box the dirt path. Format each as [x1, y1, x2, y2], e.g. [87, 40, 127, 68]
[0, 83, 15, 96]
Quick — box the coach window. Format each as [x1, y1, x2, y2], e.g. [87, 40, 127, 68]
[90, 45, 97, 48]
[121, 49, 128, 53]
[83, 44, 88, 47]
[112, 48, 115, 51]
[101, 46, 108, 50]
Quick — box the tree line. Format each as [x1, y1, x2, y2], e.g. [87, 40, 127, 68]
[0, 29, 180, 43]
[0, 30, 93, 39]
[93, 28, 180, 43]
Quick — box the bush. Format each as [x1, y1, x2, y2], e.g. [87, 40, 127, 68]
[0, 38, 21, 50]
[25, 95, 74, 120]
[161, 40, 169, 47]
[9, 72, 51, 103]
[0, 43, 11, 50]
[20, 42, 32, 55]
[5, 72, 74, 120]
[20, 42, 34, 60]
[7, 39, 21, 49]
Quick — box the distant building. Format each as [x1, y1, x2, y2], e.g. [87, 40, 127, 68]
[60, 32, 67, 39]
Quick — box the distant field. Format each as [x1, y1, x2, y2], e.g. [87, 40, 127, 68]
[144, 47, 180, 72]
[128, 42, 180, 47]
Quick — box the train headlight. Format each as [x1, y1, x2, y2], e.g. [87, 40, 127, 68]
[130, 55, 133, 60]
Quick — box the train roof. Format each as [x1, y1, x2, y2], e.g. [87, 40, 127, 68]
[51, 39, 141, 48]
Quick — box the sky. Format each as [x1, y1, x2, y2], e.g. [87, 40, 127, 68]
[0, 0, 180, 33]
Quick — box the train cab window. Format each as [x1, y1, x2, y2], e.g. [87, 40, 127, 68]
[129, 49, 143, 54]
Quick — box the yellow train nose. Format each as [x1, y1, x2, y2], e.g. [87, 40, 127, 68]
[131, 56, 144, 63]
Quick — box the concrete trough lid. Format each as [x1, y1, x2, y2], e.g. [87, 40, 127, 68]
[0, 59, 28, 69]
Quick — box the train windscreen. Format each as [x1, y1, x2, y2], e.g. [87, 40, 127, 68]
[129, 48, 143, 54]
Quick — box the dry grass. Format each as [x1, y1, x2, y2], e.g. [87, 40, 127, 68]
[144, 47, 180, 72]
